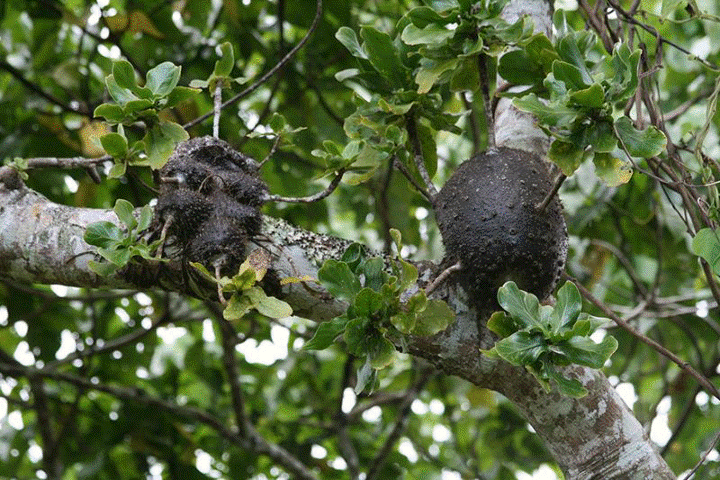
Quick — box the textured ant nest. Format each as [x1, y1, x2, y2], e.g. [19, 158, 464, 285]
[154, 136, 267, 274]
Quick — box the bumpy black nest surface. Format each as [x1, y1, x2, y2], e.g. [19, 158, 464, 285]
[154, 136, 267, 274]
[433, 147, 568, 309]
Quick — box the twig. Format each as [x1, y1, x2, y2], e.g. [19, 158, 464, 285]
[393, 158, 433, 203]
[477, 54, 495, 149]
[365, 366, 433, 480]
[218, 317, 248, 436]
[183, 0, 324, 130]
[425, 261, 462, 296]
[535, 173, 566, 213]
[405, 114, 438, 199]
[266, 169, 345, 203]
[259, 134, 282, 167]
[213, 80, 223, 138]
[681, 429, 720, 479]
[0, 361, 320, 480]
[566, 274, 720, 401]
[25, 155, 112, 169]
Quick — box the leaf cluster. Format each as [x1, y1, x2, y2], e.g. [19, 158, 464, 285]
[94, 61, 195, 175]
[192, 251, 293, 321]
[501, 20, 667, 186]
[83, 199, 159, 276]
[484, 281, 618, 397]
[305, 230, 454, 393]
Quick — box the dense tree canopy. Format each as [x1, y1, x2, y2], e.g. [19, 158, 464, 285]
[1, 0, 720, 479]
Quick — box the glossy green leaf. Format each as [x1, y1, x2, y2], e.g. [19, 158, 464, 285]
[336, 27, 367, 59]
[593, 152, 633, 186]
[246, 287, 293, 319]
[570, 83, 604, 108]
[546, 365, 587, 397]
[353, 288, 384, 317]
[559, 336, 618, 368]
[105, 74, 136, 105]
[318, 259, 362, 302]
[113, 199, 136, 229]
[486, 311, 517, 338]
[97, 246, 132, 266]
[493, 331, 547, 365]
[411, 299, 455, 336]
[303, 316, 349, 350]
[553, 281, 582, 331]
[112, 61, 136, 92]
[100, 133, 128, 159]
[497, 282, 544, 331]
[84, 221, 123, 248]
[401, 23, 455, 46]
[692, 228, 720, 275]
[93, 103, 125, 122]
[498, 49, 545, 85]
[145, 61, 181, 96]
[548, 140, 584, 176]
[367, 335, 395, 369]
[213, 42, 235, 77]
[614, 116, 667, 158]
[223, 293, 255, 320]
[360, 26, 408, 89]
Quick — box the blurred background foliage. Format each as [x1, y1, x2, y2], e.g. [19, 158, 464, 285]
[1, 0, 720, 478]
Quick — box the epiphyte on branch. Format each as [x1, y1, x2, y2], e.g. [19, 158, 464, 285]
[153, 136, 267, 274]
[433, 147, 567, 308]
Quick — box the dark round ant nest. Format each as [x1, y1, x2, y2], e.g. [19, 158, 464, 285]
[154, 136, 267, 275]
[433, 147, 568, 309]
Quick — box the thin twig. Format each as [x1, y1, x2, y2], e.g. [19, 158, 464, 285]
[477, 54, 495, 149]
[535, 174, 566, 213]
[566, 274, 720, 401]
[425, 261, 462, 296]
[266, 169, 345, 203]
[405, 114, 438, 199]
[365, 366, 433, 480]
[393, 158, 433, 203]
[681, 429, 720, 480]
[218, 317, 248, 436]
[213, 80, 223, 138]
[184, 0, 324, 130]
[259, 135, 282, 167]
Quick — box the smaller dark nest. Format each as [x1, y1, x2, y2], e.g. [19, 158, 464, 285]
[153, 136, 268, 275]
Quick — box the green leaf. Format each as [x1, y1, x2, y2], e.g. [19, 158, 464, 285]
[552, 60, 589, 91]
[97, 246, 132, 267]
[105, 74, 136, 105]
[123, 99, 154, 115]
[486, 311, 517, 338]
[224, 293, 255, 320]
[415, 58, 460, 94]
[107, 161, 127, 179]
[411, 299, 455, 336]
[246, 287, 293, 319]
[367, 335, 395, 369]
[390, 312, 416, 335]
[559, 336, 618, 368]
[112, 60, 136, 91]
[593, 152, 633, 187]
[213, 42, 235, 77]
[340, 243, 365, 271]
[336, 27, 367, 59]
[498, 49, 545, 85]
[360, 26, 408, 89]
[546, 365, 587, 397]
[548, 140, 585, 176]
[360, 257, 386, 291]
[493, 331, 547, 365]
[165, 86, 199, 108]
[84, 221, 123, 248]
[344, 317, 369, 355]
[614, 116, 666, 158]
[400, 23, 455, 46]
[692, 228, 720, 275]
[304, 316, 350, 350]
[100, 133, 129, 158]
[497, 282, 544, 331]
[145, 61, 181, 96]
[113, 199, 136, 230]
[556, 34, 593, 85]
[569, 83, 605, 108]
[353, 288, 384, 317]
[513, 93, 578, 126]
[553, 281, 582, 332]
[138, 205, 153, 232]
[318, 259, 362, 302]
[355, 357, 375, 394]
[93, 103, 125, 122]
[88, 259, 119, 276]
